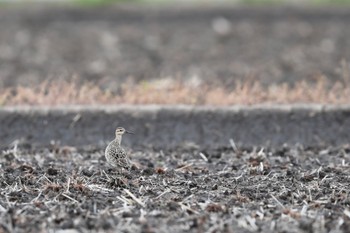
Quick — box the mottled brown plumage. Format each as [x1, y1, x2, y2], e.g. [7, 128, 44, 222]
[105, 127, 133, 170]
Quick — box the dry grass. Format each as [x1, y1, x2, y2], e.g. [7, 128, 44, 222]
[1, 75, 350, 106]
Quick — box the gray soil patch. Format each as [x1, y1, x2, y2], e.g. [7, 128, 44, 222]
[1, 105, 350, 148]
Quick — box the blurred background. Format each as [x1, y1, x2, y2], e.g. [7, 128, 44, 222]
[0, 0, 350, 105]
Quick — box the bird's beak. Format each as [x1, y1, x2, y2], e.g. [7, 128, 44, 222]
[126, 130, 134, 134]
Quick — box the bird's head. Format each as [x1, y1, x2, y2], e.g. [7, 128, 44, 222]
[115, 127, 134, 136]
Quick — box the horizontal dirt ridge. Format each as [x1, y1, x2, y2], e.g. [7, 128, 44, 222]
[1, 105, 349, 148]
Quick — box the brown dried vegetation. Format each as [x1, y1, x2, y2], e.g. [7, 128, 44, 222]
[1, 75, 349, 106]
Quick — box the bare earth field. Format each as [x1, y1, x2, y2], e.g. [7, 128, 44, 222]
[1, 144, 350, 233]
[0, 106, 350, 233]
[1, 5, 350, 88]
[1, 5, 350, 233]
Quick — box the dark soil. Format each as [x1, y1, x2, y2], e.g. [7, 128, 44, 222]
[1, 5, 350, 90]
[1, 143, 350, 233]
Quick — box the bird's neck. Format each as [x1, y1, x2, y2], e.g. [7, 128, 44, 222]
[114, 135, 122, 145]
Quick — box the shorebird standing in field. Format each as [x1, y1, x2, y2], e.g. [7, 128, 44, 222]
[105, 127, 133, 172]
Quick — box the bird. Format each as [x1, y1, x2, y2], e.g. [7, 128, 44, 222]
[105, 127, 133, 172]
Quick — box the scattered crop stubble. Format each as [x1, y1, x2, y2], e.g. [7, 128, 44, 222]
[1, 141, 350, 232]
